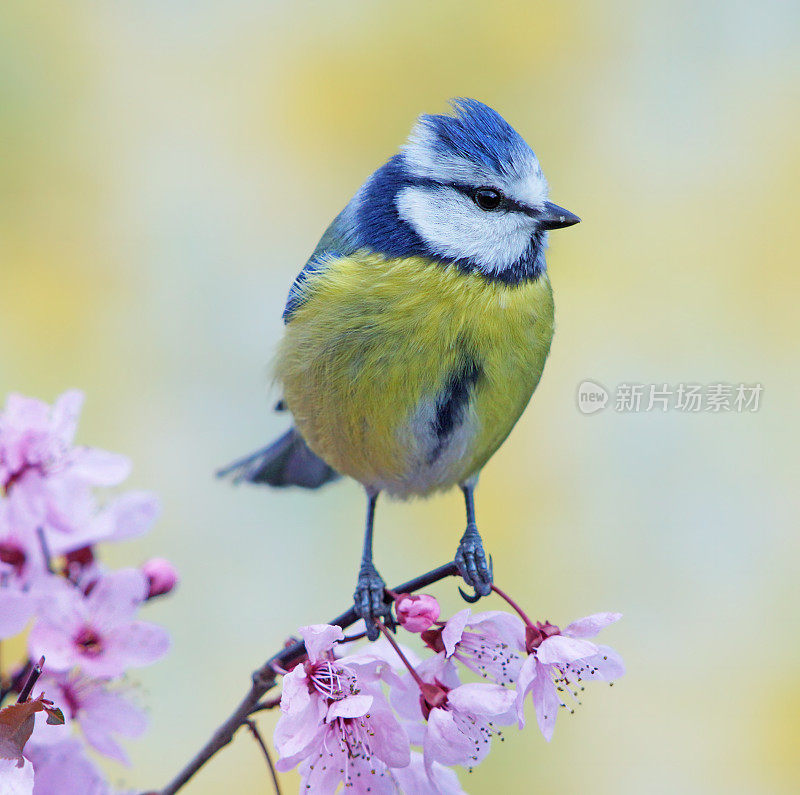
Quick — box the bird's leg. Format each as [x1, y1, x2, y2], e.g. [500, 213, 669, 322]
[455, 483, 493, 602]
[353, 490, 390, 640]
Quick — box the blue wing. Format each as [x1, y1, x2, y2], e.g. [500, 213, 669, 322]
[283, 205, 361, 323]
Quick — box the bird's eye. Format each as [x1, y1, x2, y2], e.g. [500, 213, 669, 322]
[472, 187, 503, 211]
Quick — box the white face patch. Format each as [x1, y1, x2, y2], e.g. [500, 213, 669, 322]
[396, 184, 535, 274]
[399, 121, 550, 273]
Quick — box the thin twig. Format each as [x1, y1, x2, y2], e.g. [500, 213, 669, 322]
[491, 583, 534, 626]
[17, 656, 45, 703]
[248, 695, 282, 715]
[245, 719, 282, 795]
[340, 630, 368, 643]
[158, 561, 458, 795]
[36, 527, 53, 574]
[376, 621, 426, 689]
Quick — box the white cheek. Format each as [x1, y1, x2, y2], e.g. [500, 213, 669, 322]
[396, 186, 533, 273]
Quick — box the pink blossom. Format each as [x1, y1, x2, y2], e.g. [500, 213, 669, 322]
[515, 612, 625, 740]
[395, 593, 440, 632]
[425, 608, 525, 686]
[28, 569, 170, 678]
[273, 625, 356, 766]
[0, 391, 131, 539]
[292, 691, 410, 793]
[27, 738, 112, 795]
[274, 625, 410, 790]
[0, 391, 83, 487]
[390, 654, 515, 773]
[141, 557, 179, 598]
[47, 491, 160, 558]
[30, 671, 147, 764]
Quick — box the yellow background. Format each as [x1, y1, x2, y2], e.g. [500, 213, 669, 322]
[1, 1, 798, 793]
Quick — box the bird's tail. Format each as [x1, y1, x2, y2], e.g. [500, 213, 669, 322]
[216, 428, 340, 489]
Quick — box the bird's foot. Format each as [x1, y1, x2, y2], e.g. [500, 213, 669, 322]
[455, 522, 493, 603]
[353, 563, 391, 641]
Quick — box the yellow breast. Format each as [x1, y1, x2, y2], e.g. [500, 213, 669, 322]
[275, 252, 554, 497]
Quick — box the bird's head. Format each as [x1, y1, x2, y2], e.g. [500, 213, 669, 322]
[353, 99, 579, 283]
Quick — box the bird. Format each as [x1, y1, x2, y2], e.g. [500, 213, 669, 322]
[219, 99, 579, 640]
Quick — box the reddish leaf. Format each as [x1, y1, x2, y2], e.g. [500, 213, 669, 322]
[0, 694, 63, 763]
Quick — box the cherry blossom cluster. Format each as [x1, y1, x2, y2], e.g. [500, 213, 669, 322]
[273, 589, 624, 793]
[0, 391, 177, 793]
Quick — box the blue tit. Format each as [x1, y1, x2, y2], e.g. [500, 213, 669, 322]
[219, 99, 579, 639]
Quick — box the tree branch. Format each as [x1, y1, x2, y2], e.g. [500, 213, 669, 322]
[248, 695, 282, 716]
[245, 719, 282, 795]
[17, 656, 45, 703]
[157, 561, 457, 795]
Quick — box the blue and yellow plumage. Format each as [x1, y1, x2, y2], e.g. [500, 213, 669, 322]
[276, 254, 554, 498]
[220, 99, 579, 637]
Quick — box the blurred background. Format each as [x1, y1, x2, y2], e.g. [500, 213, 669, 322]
[1, 1, 798, 792]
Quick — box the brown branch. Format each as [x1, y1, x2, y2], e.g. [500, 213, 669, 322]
[17, 656, 45, 703]
[246, 719, 282, 795]
[248, 695, 282, 715]
[157, 561, 457, 795]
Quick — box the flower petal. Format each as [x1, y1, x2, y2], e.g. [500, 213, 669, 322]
[67, 448, 131, 486]
[537, 634, 598, 665]
[50, 390, 84, 447]
[514, 654, 538, 728]
[104, 620, 171, 670]
[366, 693, 410, 768]
[26, 738, 108, 794]
[27, 619, 78, 672]
[467, 610, 526, 650]
[80, 688, 148, 764]
[566, 644, 625, 681]
[0, 590, 35, 639]
[326, 694, 373, 721]
[441, 609, 470, 657]
[274, 698, 326, 763]
[391, 751, 467, 795]
[424, 708, 476, 768]
[446, 682, 515, 717]
[339, 634, 422, 671]
[563, 612, 622, 638]
[0, 757, 34, 795]
[74, 492, 160, 551]
[86, 569, 148, 630]
[531, 661, 561, 741]
[299, 624, 343, 661]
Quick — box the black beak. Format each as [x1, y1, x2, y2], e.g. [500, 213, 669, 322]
[539, 201, 581, 230]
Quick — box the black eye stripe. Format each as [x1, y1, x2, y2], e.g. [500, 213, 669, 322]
[448, 183, 528, 214]
[406, 177, 537, 216]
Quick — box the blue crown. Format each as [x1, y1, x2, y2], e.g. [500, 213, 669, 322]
[415, 98, 535, 177]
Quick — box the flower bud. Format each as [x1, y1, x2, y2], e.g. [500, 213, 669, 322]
[395, 593, 440, 633]
[142, 557, 179, 598]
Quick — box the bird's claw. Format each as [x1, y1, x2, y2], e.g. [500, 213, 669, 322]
[458, 585, 483, 603]
[353, 564, 391, 641]
[455, 524, 493, 601]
